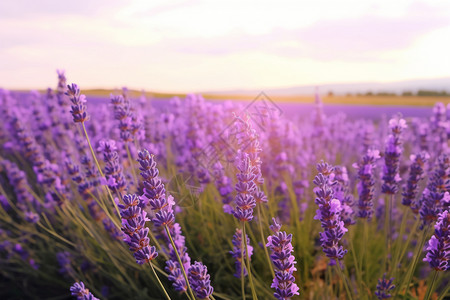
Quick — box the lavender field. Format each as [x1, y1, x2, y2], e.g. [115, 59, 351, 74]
[0, 72, 449, 300]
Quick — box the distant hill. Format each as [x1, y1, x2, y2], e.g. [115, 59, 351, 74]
[204, 77, 450, 96]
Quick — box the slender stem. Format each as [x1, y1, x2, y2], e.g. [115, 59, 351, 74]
[397, 226, 430, 297]
[385, 194, 392, 272]
[423, 270, 439, 300]
[349, 229, 362, 296]
[243, 222, 258, 300]
[437, 284, 450, 300]
[257, 204, 275, 278]
[391, 208, 411, 276]
[81, 122, 121, 217]
[359, 219, 368, 284]
[164, 225, 196, 300]
[125, 142, 138, 188]
[82, 122, 104, 178]
[241, 227, 246, 300]
[336, 263, 353, 300]
[148, 261, 172, 300]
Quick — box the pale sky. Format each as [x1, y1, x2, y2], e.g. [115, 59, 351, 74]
[1, 0, 450, 93]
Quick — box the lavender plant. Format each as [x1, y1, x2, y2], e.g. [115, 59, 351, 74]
[1, 75, 450, 300]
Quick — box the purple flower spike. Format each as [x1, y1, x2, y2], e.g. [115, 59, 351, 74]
[230, 228, 253, 278]
[137, 149, 195, 293]
[402, 152, 429, 207]
[212, 162, 234, 214]
[188, 261, 214, 299]
[423, 210, 449, 271]
[375, 274, 395, 299]
[353, 149, 380, 220]
[419, 154, 450, 225]
[24, 211, 40, 224]
[233, 151, 257, 222]
[97, 139, 127, 194]
[313, 161, 348, 262]
[65, 84, 89, 123]
[119, 193, 158, 265]
[381, 115, 407, 194]
[70, 281, 99, 300]
[266, 219, 299, 300]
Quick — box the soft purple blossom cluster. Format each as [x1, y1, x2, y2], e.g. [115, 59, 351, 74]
[419, 154, 450, 225]
[233, 116, 267, 204]
[423, 210, 449, 271]
[313, 161, 348, 262]
[188, 261, 214, 299]
[402, 152, 430, 208]
[353, 149, 381, 219]
[212, 162, 234, 214]
[229, 228, 253, 278]
[233, 151, 257, 222]
[70, 281, 99, 300]
[97, 139, 128, 195]
[382, 116, 407, 194]
[66, 84, 89, 123]
[375, 274, 395, 299]
[119, 194, 158, 265]
[266, 218, 299, 300]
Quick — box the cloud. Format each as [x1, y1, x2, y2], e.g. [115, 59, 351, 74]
[156, 12, 448, 61]
[0, 0, 123, 18]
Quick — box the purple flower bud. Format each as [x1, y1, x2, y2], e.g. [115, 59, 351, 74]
[65, 84, 89, 123]
[314, 161, 348, 261]
[119, 193, 158, 265]
[354, 149, 380, 219]
[375, 274, 395, 299]
[24, 211, 40, 224]
[382, 115, 406, 194]
[266, 219, 299, 300]
[230, 228, 253, 278]
[423, 210, 449, 271]
[419, 154, 450, 225]
[233, 151, 257, 222]
[402, 152, 429, 207]
[188, 261, 214, 299]
[70, 281, 99, 300]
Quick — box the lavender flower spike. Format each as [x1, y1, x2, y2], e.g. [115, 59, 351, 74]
[313, 161, 348, 262]
[230, 228, 253, 278]
[233, 151, 257, 222]
[70, 281, 99, 300]
[188, 261, 214, 299]
[119, 194, 158, 265]
[423, 210, 449, 271]
[266, 218, 300, 300]
[402, 152, 429, 207]
[353, 149, 380, 219]
[65, 84, 89, 123]
[419, 154, 450, 225]
[381, 115, 407, 194]
[375, 274, 395, 299]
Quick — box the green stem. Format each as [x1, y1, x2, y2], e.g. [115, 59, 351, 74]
[148, 261, 172, 300]
[423, 270, 439, 300]
[81, 122, 120, 218]
[257, 205, 275, 278]
[125, 143, 138, 189]
[165, 225, 196, 300]
[437, 284, 450, 300]
[349, 229, 362, 296]
[385, 194, 393, 272]
[241, 226, 246, 300]
[335, 264, 353, 300]
[243, 222, 258, 300]
[397, 226, 430, 297]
